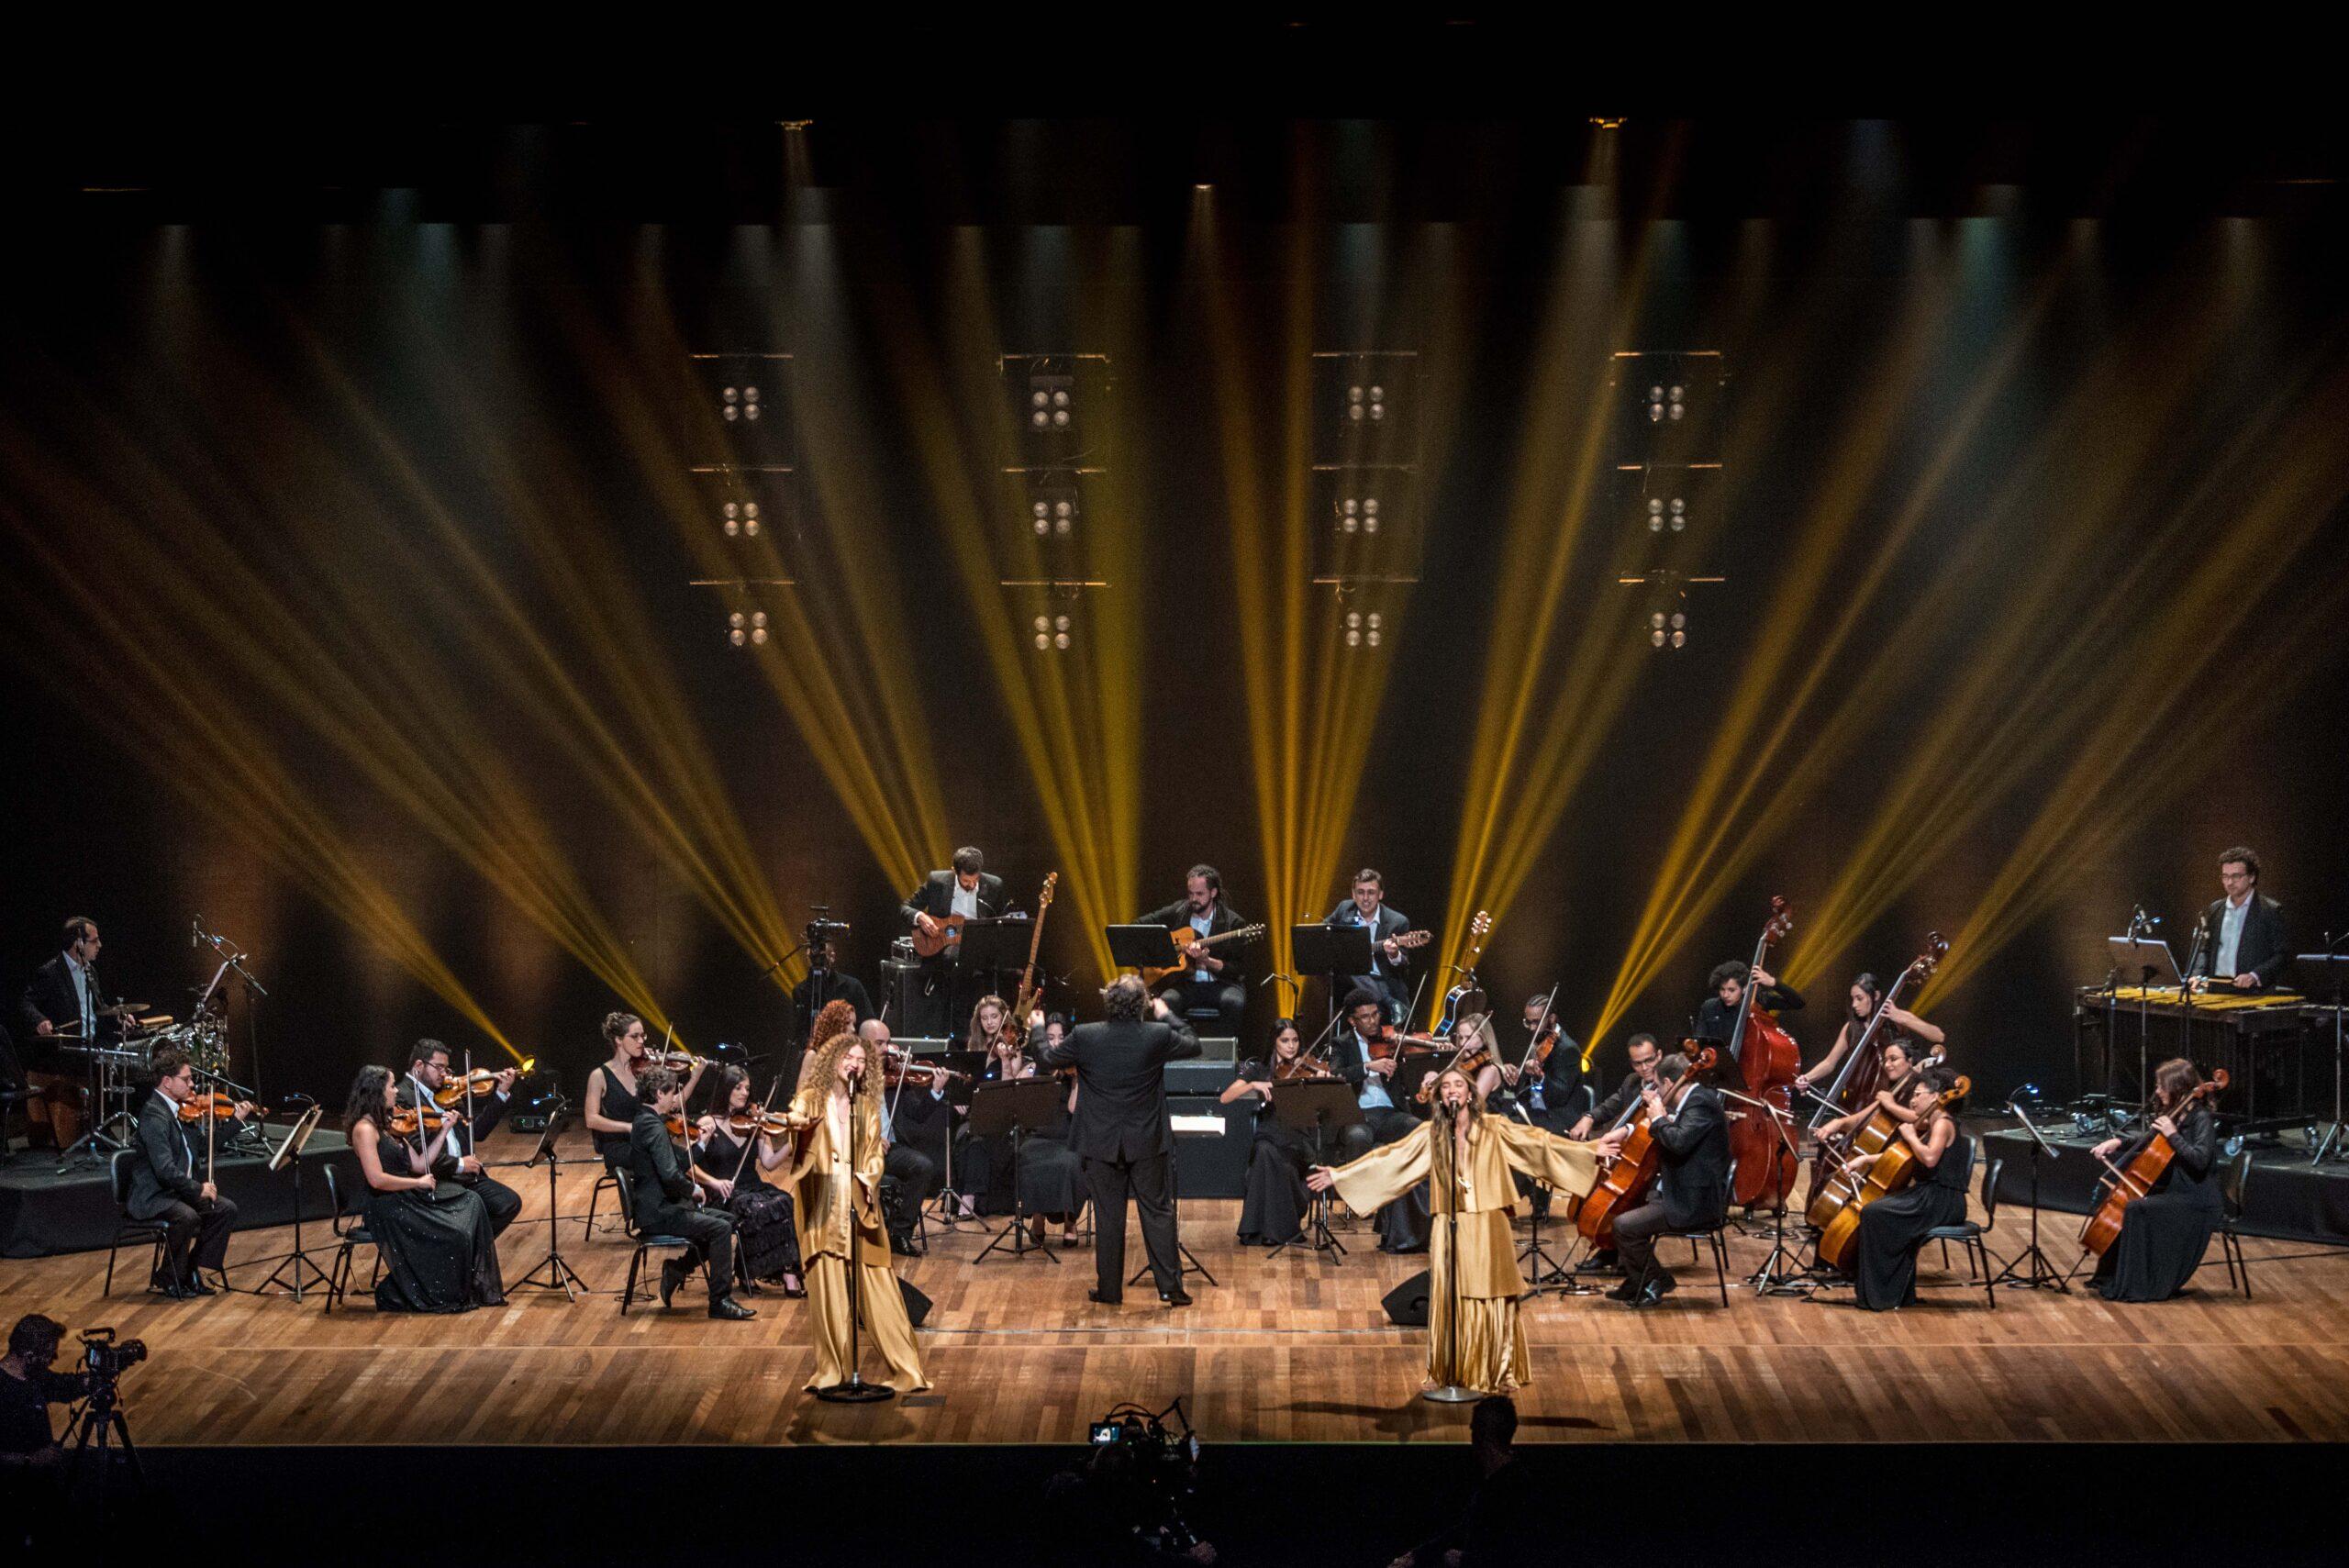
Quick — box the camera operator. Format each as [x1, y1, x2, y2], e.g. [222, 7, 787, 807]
[1042, 1412, 1216, 1567]
[791, 931, 874, 1035]
[1390, 1395, 1539, 1568]
[2, 1314, 94, 1524]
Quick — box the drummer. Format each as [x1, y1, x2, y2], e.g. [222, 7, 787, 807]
[14, 917, 117, 1150]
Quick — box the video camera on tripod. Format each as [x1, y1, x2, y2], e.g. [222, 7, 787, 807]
[1085, 1398, 1204, 1555]
[79, 1327, 148, 1383]
[805, 915, 852, 959]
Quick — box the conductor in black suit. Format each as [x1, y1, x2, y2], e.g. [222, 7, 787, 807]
[2187, 845, 2293, 993]
[127, 1047, 255, 1296]
[1035, 974, 1202, 1307]
[1604, 1051, 1728, 1307]
[1136, 863, 1250, 1038]
[902, 846, 1008, 1036]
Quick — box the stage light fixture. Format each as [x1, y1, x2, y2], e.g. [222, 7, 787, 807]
[1030, 374, 1075, 432]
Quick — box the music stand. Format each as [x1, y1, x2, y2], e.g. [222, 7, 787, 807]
[514, 1098, 587, 1298]
[1108, 924, 1185, 975]
[1266, 1079, 1360, 1262]
[1992, 1096, 2069, 1291]
[2107, 935, 2180, 1114]
[918, 1051, 990, 1229]
[956, 917, 1035, 995]
[970, 1078, 1068, 1264]
[250, 1105, 330, 1300]
[2300, 948, 2349, 1166]
[1295, 924, 1378, 1024]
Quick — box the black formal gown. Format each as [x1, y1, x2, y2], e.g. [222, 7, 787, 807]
[366, 1132, 505, 1313]
[697, 1124, 804, 1284]
[1230, 1059, 1312, 1246]
[963, 1067, 1086, 1221]
[592, 1064, 640, 1172]
[1852, 1133, 1972, 1311]
[2093, 1106, 2222, 1303]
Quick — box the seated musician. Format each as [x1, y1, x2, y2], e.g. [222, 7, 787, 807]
[1327, 986, 1430, 1253]
[397, 1040, 522, 1236]
[1795, 973, 1944, 1105]
[863, 1017, 950, 1249]
[2087, 1057, 2222, 1302]
[1137, 863, 1250, 1038]
[584, 1012, 705, 1174]
[346, 1064, 504, 1311]
[965, 1006, 1085, 1247]
[901, 846, 1005, 1034]
[14, 917, 115, 1151]
[2187, 845, 2292, 993]
[629, 1066, 755, 1319]
[693, 1064, 804, 1296]
[1811, 1037, 1932, 1148]
[1842, 1065, 1970, 1310]
[1605, 1051, 1727, 1307]
[1221, 1018, 1319, 1246]
[1495, 992, 1586, 1134]
[128, 1047, 254, 1297]
[1566, 1032, 1664, 1270]
[1695, 960, 1804, 1062]
[1324, 868, 1417, 1024]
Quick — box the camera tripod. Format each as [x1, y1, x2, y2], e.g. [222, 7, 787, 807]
[69, 1376, 145, 1517]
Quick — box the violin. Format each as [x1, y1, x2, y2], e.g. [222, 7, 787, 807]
[176, 1090, 257, 1124]
[433, 1057, 534, 1106]
[2078, 1070, 2228, 1258]
[713, 1110, 800, 1140]
[384, 1104, 459, 1137]
[643, 1050, 696, 1073]
[663, 1111, 693, 1141]
[1415, 1016, 1497, 1105]
[1365, 1024, 1442, 1062]
[881, 1047, 968, 1089]
[1273, 1051, 1335, 1082]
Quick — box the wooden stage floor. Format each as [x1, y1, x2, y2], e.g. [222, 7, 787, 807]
[7, 1129, 2347, 1449]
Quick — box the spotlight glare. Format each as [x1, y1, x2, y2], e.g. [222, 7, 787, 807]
[1652, 628, 1667, 648]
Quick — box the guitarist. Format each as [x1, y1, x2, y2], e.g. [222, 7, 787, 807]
[1136, 864, 1250, 1038]
[901, 847, 1006, 1037]
[1322, 868, 1418, 1025]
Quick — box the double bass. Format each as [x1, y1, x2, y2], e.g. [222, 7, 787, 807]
[1574, 1045, 1719, 1244]
[1803, 1049, 1945, 1236]
[1727, 896, 1800, 1212]
[2077, 1069, 2229, 1259]
[1813, 1073, 1969, 1272]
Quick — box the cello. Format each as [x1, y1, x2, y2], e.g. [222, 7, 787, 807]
[1814, 1073, 1969, 1272]
[1801, 934, 1947, 1211]
[1726, 896, 1800, 1212]
[1803, 1048, 1944, 1236]
[2078, 1069, 2228, 1259]
[1574, 1045, 1719, 1245]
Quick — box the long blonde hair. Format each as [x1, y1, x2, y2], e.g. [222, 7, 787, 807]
[793, 1029, 884, 1148]
[965, 994, 1010, 1057]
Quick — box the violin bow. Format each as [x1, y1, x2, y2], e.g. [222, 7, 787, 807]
[723, 1068, 788, 1191]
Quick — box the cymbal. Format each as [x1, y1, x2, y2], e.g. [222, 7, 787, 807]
[96, 1002, 150, 1017]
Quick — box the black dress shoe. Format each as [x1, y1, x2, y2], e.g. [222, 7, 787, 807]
[1605, 1277, 1642, 1303]
[1087, 1288, 1122, 1306]
[1160, 1290, 1195, 1308]
[707, 1296, 757, 1321]
[659, 1258, 688, 1309]
[188, 1276, 217, 1296]
[1651, 1273, 1679, 1297]
[1633, 1280, 1665, 1308]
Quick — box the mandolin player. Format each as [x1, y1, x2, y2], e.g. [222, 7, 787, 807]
[1135, 864, 1250, 1037]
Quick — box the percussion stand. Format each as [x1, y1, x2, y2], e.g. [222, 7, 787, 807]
[53, 1043, 133, 1172]
[2302, 942, 2348, 1166]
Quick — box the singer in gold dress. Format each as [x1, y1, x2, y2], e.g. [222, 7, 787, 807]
[1310, 1064, 1621, 1394]
[787, 1032, 930, 1394]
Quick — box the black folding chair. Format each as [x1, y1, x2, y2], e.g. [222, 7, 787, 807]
[2214, 1146, 2254, 1298]
[321, 1162, 383, 1313]
[1660, 1156, 1734, 1307]
[1922, 1141, 2000, 1309]
[616, 1178, 705, 1315]
[103, 1148, 170, 1297]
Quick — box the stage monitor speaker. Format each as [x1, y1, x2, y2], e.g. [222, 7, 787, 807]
[899, 1277, 933, 1329]
[1382, 1269, 1431, 1328]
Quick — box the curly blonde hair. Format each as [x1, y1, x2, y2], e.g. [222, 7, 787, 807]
[793, 1027, 884, 1144]
[807, 997, 857, 1053]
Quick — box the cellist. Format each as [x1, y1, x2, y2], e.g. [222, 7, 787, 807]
[1842, 1065, 1970, 1310]
[1564, 1032, 1665, 1273]
[1811, 1037, 1933, 1149]
[1604, 1051, 1729, 1307]
[2087, 1058, 2222, 1303]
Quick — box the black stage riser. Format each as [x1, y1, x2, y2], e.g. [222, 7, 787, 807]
[1986, 1130, 2349, 1247]
[0, 1131, 360, 1259]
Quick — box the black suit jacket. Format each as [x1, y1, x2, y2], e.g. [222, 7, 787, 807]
[1651, 1084, 1730, 1229]
[395, 1074, 509, 1161]
[18, 954, 117, 1057]
[628, 1107, 698, 1218]
[1036, 1017, 1201, 1162]
[2188, 894, 2291, 990]
[127, 1092, 206, 1220]
[1696, 983, 1804, 1062]
[1322, 900, 1415, 992]
[890, 1081, 958, 1165]
[1137, 898, 1251, 992]
[902, 871, 1008, 929]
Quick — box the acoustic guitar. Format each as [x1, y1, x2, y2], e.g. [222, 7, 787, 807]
[1139, 922, 1268, 985]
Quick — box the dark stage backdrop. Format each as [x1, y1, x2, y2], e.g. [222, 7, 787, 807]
[4, 128, 2346, 1118]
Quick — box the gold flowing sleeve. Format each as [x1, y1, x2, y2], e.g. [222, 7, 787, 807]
[1489, 1116, 1600, 1199]
[1329, 1123, 1431, 1216]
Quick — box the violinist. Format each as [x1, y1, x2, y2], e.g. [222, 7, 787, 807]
[786, 1031, 929, 1392]
[869, 1018, 956, 1233]
[1695, 961, 1804, 1063]
[1603, 1051, 1728, 1307]
[398, 1040, 522, 1237]
[345, 1064, 505, 1312]
[693, 1064, 805, 1296]
[1328, 987, 1431, 1254]
[964, 1003, 1085, 1248]
[1794, 974, 1944, 1105]
[584, 1012, 704, 1174]
[1308, 1065, 1616, 1393]
[1811, 1037, 1932, 1149]
[1843, 1065, 1970, 1311]
[127, 1047, 254, 1297]
[1497, 992, 1586, 1134]
[2087, 1058, 2221, 1303]
[629, 1066, 754, 1319]
[1220, 1018, 1319, 1246]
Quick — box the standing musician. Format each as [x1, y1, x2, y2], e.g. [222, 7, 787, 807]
[2087, 1057, 2222, 1302]
[584, 1012, 706, 1174]
[1602, 1050, 1728, 1307]
[1695, 959, 1804, 1062]
[2186, 845, 2292, 992]
[786, 1030, 929, 1392]
[1794, 973, 1945, 1104]
[902, 846, 1007, 1035]
[344, 1064, 505, 1311]
[1308, 1065, 1617, 1393]
[1220, 1018, 1319, 1247]
[1327, 986, 1431, 1253]
[1323, 868, 1418, 1024]
[128, 1047, 256, 1297]
[396, 1040, 522, 1236]
[1843, 1064, 1970, 1311]
[1037, 975, 1202, 1307]
[15, 917, 117, 1151]
[629, 1066, 755, 1320]
[1136, 864, 1251, 1038]
[1565, 1031, 1665, 1271]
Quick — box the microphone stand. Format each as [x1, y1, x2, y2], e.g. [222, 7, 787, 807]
[814, 1075, 895, 1404]
[1720, 1085, 1808, 1296]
